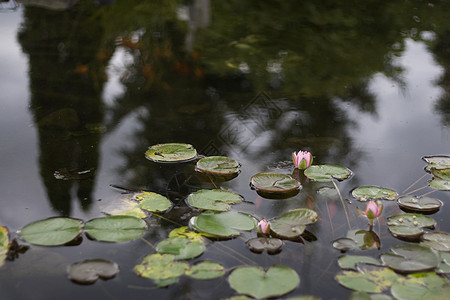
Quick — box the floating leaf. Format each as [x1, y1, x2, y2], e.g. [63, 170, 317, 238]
[101, 198, 147, 218]
[335, 264, 399, 293]
[67, 259, 119, 284]
[246, 237, 283, 254]
[134, 253, 189, 284]
[145, 143, 197, 163]
[228, 265, 300, 299]
[431, 167, 450, 180]
[185, 261, 225, 279]
[391, 272, 450, 300]
[380, 244, 440, 273]
[351, 186, 397, 201]
[428, 177, 450, 191]
[304, 164, 352, 182]
[387, 213, 435, 239]
[156, 237, 205, 260]
[396, 196, 442, 213]
[186, 189, 243, 211]
[19, 217, 83, 246]
[269, 208, 318, 240]
[196, 156, 240, 175]
[422, 155, 450, 171]
[437, 252, 450, 273]
[189, 211, 257, 238]
[333, 230, 381, 251]
[84, 216, 147, 242]
[333, 237, 362, 252]
[349, 291, 393, 300]
[250, 172, 300, 193]
[421, 232, 450, 252]
[338, 255, 380, 270]
[0, 226, 9, 267]
[168, 226, 205, 242]
[135, 191, 172, 213]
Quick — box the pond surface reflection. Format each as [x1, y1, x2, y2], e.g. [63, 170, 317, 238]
[0, 1, 449, 299]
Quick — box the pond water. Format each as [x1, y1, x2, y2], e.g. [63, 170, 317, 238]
[0, 1, 450, 299]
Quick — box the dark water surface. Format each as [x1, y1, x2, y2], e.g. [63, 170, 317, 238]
[0, 1, 450, 299]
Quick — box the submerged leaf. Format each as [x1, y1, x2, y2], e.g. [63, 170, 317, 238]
[67, 259, 119, 284]
[185, 261, 225, 280]
[84, 216, 147, 242]
[19, 217, 83, 246]
[246, 237, 283, 254]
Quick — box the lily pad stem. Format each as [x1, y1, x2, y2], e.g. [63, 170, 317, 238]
[402, 173, 427, 194]
[331, 178, 351, 230]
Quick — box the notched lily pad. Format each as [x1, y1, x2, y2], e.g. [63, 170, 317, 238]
[186, 189, 243, 211]
[269, 208, 318, 240]
[228, 265, 300, 299]
[338, 255, 380, 270]
[145, 143, 197, 163]
[397, 195, 442, 213]
[168, 226, 205, 242]
[333, 230, 381, 251]
[428, 177, 450, 191]
[246, 237, 283, 254]
[421, 232, 450, 252]
[101, 197, 147, 218]
[250, 172, 300, 193]
[18, 217, 84, 246]
[380, 244, 440, 273]
[335, 264, 399, 293]
[185, 261, 225, 280]
[196, 156, 240, 175]
[67, 259, 119, 284]
[351, 186, 397, 202]
[304, 164, 352, 182]
[84, 216, 147, 242]
[422, 155, 450, 171]
[134, 253, 189, 284]
[134, 191, 172, 213]
[387, 213, 435, 239]
[156, 237, 205, 260]
[391, 272, 450, 300]
[189, 211, 257, 238]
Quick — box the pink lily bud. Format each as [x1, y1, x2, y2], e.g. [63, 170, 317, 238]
[357, 201, 383, 226]
[292, 151, 313, 169]
[257, 218, 270, 234]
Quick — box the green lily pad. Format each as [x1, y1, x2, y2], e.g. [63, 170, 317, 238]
[338, 255, 380, 270]
[428, 177, 450, 191]
[67, 259, 119, 284]
[19, 217, 83, 246]
[246, 237, 284, 254]
[391, 272, 450, 300]
[397, 196, 442, 213]
[250, 172, 300, 193]
[335, 264, 399, 293]
[421, 232, 450, 252]
[387, 213, 435, 239]
[156, 237, 205, 260]
[189, 211, 257, 238]
[333, 230, 381, 251]
[422, 155, 450, 171]
[380, 244, 440, 273]
[349, 291, 393, 300]
[84, 216, 147, 242]
[269, 208, 318, 240]
[185, 261, 225, 280]
[145, 143, 197, 163]
[431, 168, 450, 180]
[304, 164, 352, 182]
[437, 252, 450, 273]
[186, 189, 243, 211]
[134, 253, 189, 284]
[135, 191, 172, 213]
[196, 156, 240, 175]
[351, 186, 397, 201]
[0, 226, 9, 267]
[228, 265, 300, 299]
[333, 238, 362, 252]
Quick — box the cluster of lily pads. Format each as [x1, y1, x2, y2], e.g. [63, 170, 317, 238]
[0, 143, 449, 299]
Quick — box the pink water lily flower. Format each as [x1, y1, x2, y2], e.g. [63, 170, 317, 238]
[292, 151, 313, 169]
[257, 218, 270, 235]
[357, 201, 383, 226]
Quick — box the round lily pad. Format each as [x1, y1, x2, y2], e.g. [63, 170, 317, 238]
[428, 177, 450, 190]
[333, 230, 381, 251]
[338, 255, 380, 270]
[134, 191, 172, 213]
[391, 271, 450, 300]
[145, 143, 197, 163]
[250, 172, 300, 193]
[196, 156, 240, 175]
[84, 215, 147, 242]
[387, 213, 435, 239]
[246, 237, 283, 254]
[351, 186, 397, 201]
[397, 195, 442, 213]
[228, 265, 300, 299]
[269, 208, 318, 240]
[156, 237, 205, 260]
[189, 211, 257, 238]
[19, 217, 83, 246]
[67, 259, 119, 284]
[421, 232, 450, 252]
[186, 189, 243, 211]
[335, 264, 399, 293]
[304, 164, 352, 182]
[185, 261, 225, 280]
[134, 253, 189, 281]
[380, 244, 440, 273]
[422, 155, 450, 171]
[431, 167, 450, 180]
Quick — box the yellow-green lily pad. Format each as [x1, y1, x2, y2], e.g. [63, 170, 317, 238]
[422, 155, 450, 171]
[431, 167, 450, 180]
[428, 177, 450, 191]
[135, 191, 172, 213]
[391, 272, 450, 300]
[335, 264, 399, 293]
[185, 261, 225, 280]
[134, 253, 189, 284]
[0, 226, 9, 267]
[145, 143, 197, 163]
